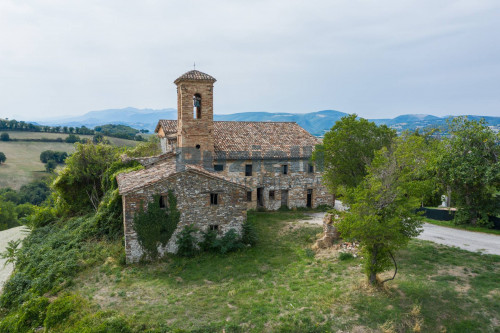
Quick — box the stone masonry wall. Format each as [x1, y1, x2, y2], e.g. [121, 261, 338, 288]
[122, 171, 247, 263]
[212, 158, 332, 210]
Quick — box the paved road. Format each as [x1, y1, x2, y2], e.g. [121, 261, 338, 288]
[0, 226, 30, 292]
[302, 213, 500, 256]
[418, 223, 500, 255]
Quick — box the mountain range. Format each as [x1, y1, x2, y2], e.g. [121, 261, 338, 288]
[32, 107, 500, 136]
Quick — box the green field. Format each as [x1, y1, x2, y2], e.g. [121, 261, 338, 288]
[0, 131, 138, 190]
[70, 211, 500, 332]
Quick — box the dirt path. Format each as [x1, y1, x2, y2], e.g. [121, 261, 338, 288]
[0, 226, 30, 292]
[301, 213, 500, 255]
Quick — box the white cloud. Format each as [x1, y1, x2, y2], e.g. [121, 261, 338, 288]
[0, 0, 499, 119]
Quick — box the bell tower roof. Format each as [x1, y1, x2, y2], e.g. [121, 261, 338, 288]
[174, 70, 217, 84]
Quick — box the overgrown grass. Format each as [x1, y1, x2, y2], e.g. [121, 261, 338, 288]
[1, 211, 499, 331]
[422, 217, 500, 235]
[68, 211, 500, 332]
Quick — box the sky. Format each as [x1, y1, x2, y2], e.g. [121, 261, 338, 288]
[1, 0, 499, 120]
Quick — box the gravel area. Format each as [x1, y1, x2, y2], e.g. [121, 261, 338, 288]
[0, 226, 30, 292]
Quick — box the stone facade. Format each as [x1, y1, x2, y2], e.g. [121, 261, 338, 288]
[120, 169, 248, 263]
[117, 69, 334, 263]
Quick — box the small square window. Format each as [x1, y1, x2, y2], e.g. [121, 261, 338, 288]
[282, 164, 288, 175]
[209, 225, 219, 231]
[308, 164, 314, 173]
[210, 193, 218, 205]
[246, 191, 252, 202]
[214, 164, 224, 172]
[245, 164, 253, 177]
[269, 190, 275, 199]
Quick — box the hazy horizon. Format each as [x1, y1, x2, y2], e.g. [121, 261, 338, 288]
[2, 1, 499, 120]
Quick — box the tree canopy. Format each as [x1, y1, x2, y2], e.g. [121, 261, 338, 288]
[438, 117, 500, 226]
[338, 132, 435, 284]
[313, 114, 395, 195]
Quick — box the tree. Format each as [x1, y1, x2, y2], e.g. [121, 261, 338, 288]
[45, 160, 57, 173]
[0, 152, 6, 164]
[0, 133, 9, 141]
[53, 143, 119, 213]
[313, 114, 395, 197]
[338, 132, 435, 285]
[438, 117, 500, 226]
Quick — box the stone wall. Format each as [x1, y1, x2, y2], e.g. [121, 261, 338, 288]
[211, 158, 332, 210]
[122, 170, 247, 263]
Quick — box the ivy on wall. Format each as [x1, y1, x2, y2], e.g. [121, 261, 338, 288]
[133, 191, 180, 260]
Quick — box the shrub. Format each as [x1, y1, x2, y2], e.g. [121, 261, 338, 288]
[176, 225, 199, 257]
[213, 229, 244, 254]
[1, 132, 9, 141]
[45, 159, 57, 172]
[339, 252, 354, 261]
[242, 221, 258, 246]
[0, 151, 6, 164]
[65, 134, 80, 143]
[13, 296, 50, 332]
[200, 229, 219, 252]
[44, 294, 84, 329]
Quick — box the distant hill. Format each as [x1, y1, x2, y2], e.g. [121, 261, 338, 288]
[32, 108, 500, 137]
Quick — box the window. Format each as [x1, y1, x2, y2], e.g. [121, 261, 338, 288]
[209, 225, 219, 231]
[245, 164, 253, 176]
[159, 196, 167, 209]
[214, 164, 224, 172]
[246, 191, 252, 202]
[210, 193, 218, 205]
[193, 93, 202, 119]
[282, 164, 288, 175]
[308, 164, 314, 173]
[269, 190, 275, 200]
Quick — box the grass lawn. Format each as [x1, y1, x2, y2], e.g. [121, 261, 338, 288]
[423, 217, 500, 236]
[73, 211, 500, 332]
[0, 141, 74, 190]
[0, 131, 138, 189]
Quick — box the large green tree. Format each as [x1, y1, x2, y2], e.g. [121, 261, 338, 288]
[338, 132, 435, 285]
[439, 117, 500, 226]
[53, 143, 120, 213]
[314, 114, 395, 196]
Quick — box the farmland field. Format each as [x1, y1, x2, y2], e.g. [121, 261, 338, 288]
[0, 131, 138, 189]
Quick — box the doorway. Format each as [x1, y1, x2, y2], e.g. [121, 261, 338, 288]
[281, 190, 288, 208]
[306, 189, 313, 208]
[257, 187, 264, 207]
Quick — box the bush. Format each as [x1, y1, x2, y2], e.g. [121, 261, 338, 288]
[13, 296, 50, 332]
[45, 159, 57, 172]
[1, 132, 9, 141]
[0, 151, 6, 164]
[339, 252, 354, 261]
[200, 228, 246, 254]
[176, 225, 199, 257]
[242, 221, 258, 246]
[65, 134, 81, 143]
[44, 294, 83, 329]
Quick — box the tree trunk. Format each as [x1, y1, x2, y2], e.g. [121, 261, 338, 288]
[368, 246, 378, 285]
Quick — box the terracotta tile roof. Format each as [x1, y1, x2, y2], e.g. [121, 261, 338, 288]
[174, 70, 217, 84]
[155, 120, 320, 160]
[116, 157, 248, 195]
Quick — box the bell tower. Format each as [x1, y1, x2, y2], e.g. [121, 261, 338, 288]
[174, 70, 216, 157]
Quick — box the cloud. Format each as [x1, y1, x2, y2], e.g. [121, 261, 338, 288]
[1, 0, 499, 120]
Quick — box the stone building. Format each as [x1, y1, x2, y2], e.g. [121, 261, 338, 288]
[117, 69, 332, 263]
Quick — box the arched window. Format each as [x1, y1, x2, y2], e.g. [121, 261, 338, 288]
[193, 93, 202, 119]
